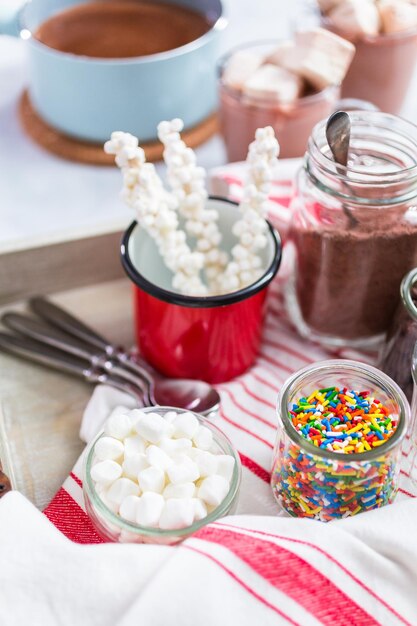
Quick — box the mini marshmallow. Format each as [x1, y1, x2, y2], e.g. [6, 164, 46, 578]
[122, 453, 148, 480]
[216, 455, 236, 482]
[163, 482, 196, 499]
[172, 412, 199, 439]
[136, 492, 165, 527]
[124, 435, 147, 457]
[159, 437, 193, 455]
[167, 456, 200, 484]
[134, 412, 172, 444]
[119, 495, 141, 523]
[192, 498, 208, 521]
[146, 445, 173, 471]
[138, 466, 165, 493]
[328, 0, 381, 38]
[285, 28, 356, 90]
[94, 436, 124, 461]
[222, 50, 264, 90]
[379, 0, 417, 34]
[159, 498, 195, 530]
[104, 414, 133, 440]
[107, 478, 141, 506]
[91, 460, 122, 485]
[243, 64, 303, 103]
[193, 449, 218, 478]
[193, 425, 214, 451]
[198, 475, 230, 507]
[99, 490, 119, 514]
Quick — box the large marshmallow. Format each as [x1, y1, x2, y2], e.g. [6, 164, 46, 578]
[124, 435, 147, 457]
[193, 425, 214, 451]
[167, 456, 200, 485]
[138, 466, 165, 493]
[134, 412, 173, 444]
[159, 498, 195, 530]
[119, 495, 141, 523]
[198, 475, 230, 507]
[379, 0, 417, 34]
[136, 492, 165, 527]
[107, 478, 140, 506]
[104, 414, 133, 440]
[329, 0, 381, 38]
[122, 453, 148, 480]
[91, 459, 122, 485]
[317, 0, 345, 13]
[94, 436, 124, 461]
[265, 41, 297, 67]
[216, 455, 236, 482]
[222, 50, 264, 90]
[282, 28, 356, 89]
[172, 412, 199, 439]
[243, 64, 303, 103]
[146, 445, 173, 471]
[163, 482, 196, 499]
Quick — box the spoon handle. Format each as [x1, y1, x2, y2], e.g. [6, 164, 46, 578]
[2, 311, 150, 397]
[0, 331, 144, 405]
[30, 296, 113, 354]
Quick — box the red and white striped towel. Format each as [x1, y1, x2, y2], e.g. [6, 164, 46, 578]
[1, 159, 416, 626]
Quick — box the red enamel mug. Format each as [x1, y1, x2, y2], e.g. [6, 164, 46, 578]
[121, 197, 282, 383]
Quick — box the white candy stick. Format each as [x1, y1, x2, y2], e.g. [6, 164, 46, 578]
[219, 126, 280, 293]
[105, 131, 207, 296]
[157, 119, 228, 292]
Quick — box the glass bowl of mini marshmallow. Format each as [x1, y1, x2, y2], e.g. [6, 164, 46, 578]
[83, 406, 241, 544]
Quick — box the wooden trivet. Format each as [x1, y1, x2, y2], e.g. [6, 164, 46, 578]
[18, 90, 218, 165]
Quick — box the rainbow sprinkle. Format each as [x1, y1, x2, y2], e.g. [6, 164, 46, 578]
[271, 387, 402, 521]
[289, 387, 397, 454]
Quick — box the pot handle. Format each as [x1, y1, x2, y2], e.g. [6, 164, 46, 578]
[0, 1, 26, 37]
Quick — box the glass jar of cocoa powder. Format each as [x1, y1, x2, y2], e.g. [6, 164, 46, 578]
[286, 111, 417, 347]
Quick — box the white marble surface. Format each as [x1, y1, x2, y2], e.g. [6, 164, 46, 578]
[1, 0, 417, 250]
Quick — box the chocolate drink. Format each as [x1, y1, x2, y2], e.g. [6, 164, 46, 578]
[219, 82, 339, 161]
[34, 1, 211, 58]
[324, 19, 417, 115]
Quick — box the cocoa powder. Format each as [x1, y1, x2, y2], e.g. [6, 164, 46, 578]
[292, 218, 417, 340]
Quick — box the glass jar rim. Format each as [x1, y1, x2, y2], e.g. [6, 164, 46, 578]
[84, 406, 242, 538]
[307, 111, 417, 205]
[277, 359, 409, 461]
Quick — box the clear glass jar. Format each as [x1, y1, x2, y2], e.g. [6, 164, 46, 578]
[286, 111, 417, 347]
[270, 360, 409, 521]
[217, 41, 340, 161]
[83, 407, 242, 544]
[379, 267, 417, 403]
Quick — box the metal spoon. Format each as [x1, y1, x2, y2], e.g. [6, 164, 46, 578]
[29, 297, 221, 417]
[325, 110, 358, 227]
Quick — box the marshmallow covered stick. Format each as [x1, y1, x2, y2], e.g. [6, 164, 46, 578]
[328, 1, 381, 38]
[219, 126, 280, 293]
[157, 119, 228, 292]
[378, 0, 417, 34]
[281, 28, 356, 90]
[104, 132, 207, 296]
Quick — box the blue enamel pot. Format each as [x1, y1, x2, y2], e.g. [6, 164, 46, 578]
[0, 0, 226, 142]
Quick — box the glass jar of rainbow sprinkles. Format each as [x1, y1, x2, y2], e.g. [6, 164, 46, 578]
[271, 360, 409, 521]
